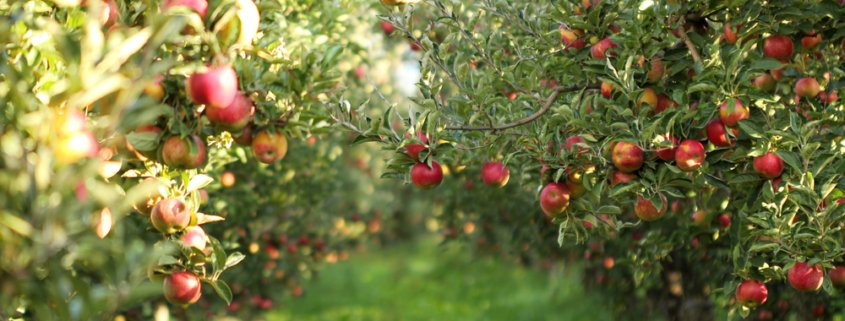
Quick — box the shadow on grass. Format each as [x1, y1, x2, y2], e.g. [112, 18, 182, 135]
[267, 238, 613, 321]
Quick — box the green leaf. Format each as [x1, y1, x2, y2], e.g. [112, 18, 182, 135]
[596, 205, 622, 215]
[688, 82, 717, 93]
[208, 236, 227, 275]
[224, 252, 245, 270]
[749, 243, 778, 252]
[186, 174, 214, 193]
[728, 174, 761, 185]
[212, 279, 233, 305]
[775, 150, 802, 172]
[749, 59, 783, 70]
[126, 132, 160, 151]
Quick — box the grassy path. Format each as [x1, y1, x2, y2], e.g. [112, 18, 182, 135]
[266, 239, 612, 321]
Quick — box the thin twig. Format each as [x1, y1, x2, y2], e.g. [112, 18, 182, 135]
[676, 17, 700, 63]
[485, 8, 548, 44]
[444, 83, 600, 131]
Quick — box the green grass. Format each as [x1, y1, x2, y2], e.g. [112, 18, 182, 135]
[266, 239, 613, 321]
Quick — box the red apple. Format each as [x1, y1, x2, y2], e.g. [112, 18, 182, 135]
[794, 77, 820, 98]
[601, 82, 613, 99]
[787, 260, 823, 291]
[758, 310, 772, 321]
[829, 266, 845, 289]
[675, 140, 705, 172]
[706, 118, 737, 147]
[54, 131, 99, 164]
[645, 56, 664, 83]
[753, 74, 777, 93]
[724, 22, 740, 45]
[801, 32, 822, 52]
[719, 99, 749, 127]
[206, 92, 252, 132]
[251, 130, 288, 163]
[770, 61, 788, 81]
[634, 193, 667, 221]
[559, 27, 586, 50]
[813, 305, 825, 317]
[188, 65, 238, 109]
[55, 109, 87, 136]
[563, 135, 588, 158]
[406, 144, 427, 162]
[763, 35, 794, 60]
[778, 300, 789, 310]
[637, 88, 658, 110]
[819, 91, 838, 104]
[753, 152, 783, 179]
[691, 210, 707, 225]
[162, 0, 208, 18]
[150, 198, 191, 234]
[380, 21, 396, 35]
[410, 42, 422, 51]
[655, 134, 679, 161]
[411, 161, 443, 190]
[232, 126, 253, 147]
[717, 214, 731, 228]
[566, 180, 587, 199]
[610, 170, 637, 187]
[540, 182, 571, 217]
[163, 271, 202, 305]
[180, 226, 207, 250]
[221, 171, 235, 187]
[612, 141, 643, 173]
[481, 162, 510, 188]
[162, 135, 207, 169]
[590, 38, 619, 59]
[655, 94, 679, 114]
[736, 280, 768, 308]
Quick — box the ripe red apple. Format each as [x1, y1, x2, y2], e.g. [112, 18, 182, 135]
[410, 42, 422, 51]
[770, 61, 789, 81]
[55, 109, 87, 136]
[162, 135, 207, 169]
[787, 260, 823, 291]
[801, 32, 822, 52]
[736, 280, 768, 308]
[559, 27, 586, 50]
[188, 65, 238, 109]
[637, 88, 658, 110]
[692, 210, 707, 226]
[655, 94, 679, 114]
[829, 266, 845, 289]
[634, 193, 667, 221]
[232, 126, 253, 147]
[813, 305, 825, 317]
[406, 144, 427, 162]
[54, 131, 99, 164]
[206, 92, 252, 132]
[540, 182, 571, 217]
[162, 0, 208, 18]
[601, 82, 613, 99]
[481, 162, 510, 188]
[644, 56, 664, 83]
[151, 198, 191, 234]
[411, 161, 443, 190]
[251, 130, 288, 163]
[778, 300, 789, 310]
[590, 38, 619, 59]
[794, 77, 820, 98]
[753, 74, 776, 93]
[610, 170, 636, 187]
[612, 141, 644, 173]
[380, 21, 396, 35]
[180, 226, 207, 250]
[706, 118, 737, 147]
[163, 271, 202, 305]
[675, 140, 705, 172]
[753, 152, 783, 179]
[758, 310, 773, 321]
[719, 99, 749, 127]
[563, 135, 589, 158]
[724, 22, 740, 45]
[819, 91, 838, 104]
[655, 135, 679, 161]
[763, 35, 794, 60]
[717, 214, 731, 228]
[143, 75, 166, 101]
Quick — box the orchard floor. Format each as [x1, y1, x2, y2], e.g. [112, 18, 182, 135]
[266, 239, 613, 321]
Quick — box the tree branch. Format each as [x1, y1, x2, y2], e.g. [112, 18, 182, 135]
[676, 17, 700, 63]
[444, 83, 600, 131]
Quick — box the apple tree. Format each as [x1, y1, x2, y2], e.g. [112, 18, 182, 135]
[339, 0, 845, 319]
